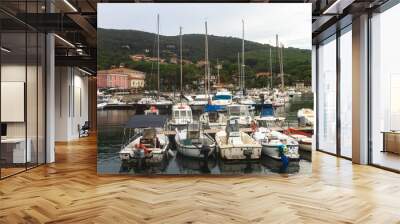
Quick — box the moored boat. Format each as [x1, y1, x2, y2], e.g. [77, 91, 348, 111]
[169, 103, 193, 128]
[175, 123, 216, 159]
[252, 128, 300, 161]
[119, 115, 170, 164]
[297, 108, 314, 127]
[215, 117, 262, 160]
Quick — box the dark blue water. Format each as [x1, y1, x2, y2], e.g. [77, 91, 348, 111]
[97, 94, 313, 175]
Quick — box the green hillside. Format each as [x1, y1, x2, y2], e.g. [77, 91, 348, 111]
[98, 28, 311, 90]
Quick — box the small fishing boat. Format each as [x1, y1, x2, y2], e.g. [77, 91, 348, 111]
[175, 122, 216, 159]
[188, 94, 209, 111]
[212, 89, 233, 111]
[253, 104, 285, 128]
[215, 118, 262, 160]
[226, 104, 252, 128]
[297, 108, 314, 127]
[119, 115, 170, 164]
[169, 103, 193, 128]
[199, 105, 226, 130]
[238, 96, 256, 111]
[252, 128, 300, 161]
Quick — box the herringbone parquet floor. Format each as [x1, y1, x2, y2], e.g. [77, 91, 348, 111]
[1, 134, 400, 224]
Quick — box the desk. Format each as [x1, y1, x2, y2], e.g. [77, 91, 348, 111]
[382, 131, 400, 154]
[1, 138, 31, 163]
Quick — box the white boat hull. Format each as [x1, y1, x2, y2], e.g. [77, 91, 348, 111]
[215, 131, 261, 160]
[119, 135, 169, 163]
[261, 144, 300, 161]
[175, 131, 216, 158]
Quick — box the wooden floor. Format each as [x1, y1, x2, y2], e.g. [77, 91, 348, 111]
[1, 134, 400, 223]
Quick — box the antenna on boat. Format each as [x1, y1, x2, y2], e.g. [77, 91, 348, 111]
[180, 26, 183, 97]
[157, 14, 160, 99]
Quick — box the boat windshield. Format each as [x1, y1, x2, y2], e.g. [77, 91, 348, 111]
[226, 119, 240, 133]
[228, 106, 248, 116]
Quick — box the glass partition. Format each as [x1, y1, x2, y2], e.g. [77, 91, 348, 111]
[370, 3, 400, 171]
[317, 35, 337, 154]
[0, 2, 46, 179]
[339, 27, 352, 158]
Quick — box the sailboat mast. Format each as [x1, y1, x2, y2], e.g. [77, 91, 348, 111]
[237, 52, 241, 89]
[180, 26, 183, 94]
[157, 14, 160, 98]
[241, 20, 245, 93]
[269, 46, 272, 89]
[217, 58, 220, 85]
[280, 43, 285, 90]
[205, 21, 209, 98]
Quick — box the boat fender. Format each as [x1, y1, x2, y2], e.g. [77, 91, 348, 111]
[278, 145, 289, 168]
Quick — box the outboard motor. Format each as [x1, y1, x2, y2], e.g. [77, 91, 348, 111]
[200, 145, 210, 160]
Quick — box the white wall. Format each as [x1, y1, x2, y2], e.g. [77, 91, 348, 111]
[55, 67, 89, 141]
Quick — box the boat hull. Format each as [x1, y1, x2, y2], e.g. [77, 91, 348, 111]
[219, 146, 262, 160]
[261, 144, 300, 161]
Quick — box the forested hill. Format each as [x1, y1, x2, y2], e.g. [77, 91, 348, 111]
[98, 28, 311, 89]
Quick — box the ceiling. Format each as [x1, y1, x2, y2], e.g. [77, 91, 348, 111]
[0, 0, 391, 73]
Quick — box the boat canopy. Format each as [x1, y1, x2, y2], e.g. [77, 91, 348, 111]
[125, 115, 168, 128]
[204, 104, 225, 112]
[261, 104, 274, 117]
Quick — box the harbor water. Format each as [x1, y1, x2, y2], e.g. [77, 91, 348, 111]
[97, 93, 313, 175]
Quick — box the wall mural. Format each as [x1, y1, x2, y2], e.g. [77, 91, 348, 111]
[97, 3, 313, 175]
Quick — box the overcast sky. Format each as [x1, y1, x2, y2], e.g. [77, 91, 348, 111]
[98, 3, 311, 50]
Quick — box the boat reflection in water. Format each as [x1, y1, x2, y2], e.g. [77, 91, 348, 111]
[218, 160, 263, 174]
[260, 156, 300, 174]
[174, 154, 217, 174]
[119, 156, 171, 174]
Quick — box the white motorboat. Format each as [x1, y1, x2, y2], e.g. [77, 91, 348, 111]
[153, 97, 173, 106]
[297, 108, 314, 127]
[215, 118, 262, 160]
[119, 115, 170, 164]
[253, 104, 285, 128]
[238, 96, 256, 111]
[252, 128, 299, 161]
[188, 94, 210, 111]
[199, 108, 226, 130]
[175, 123, 216, 159]
[97, 102, 107, 110]
[169, 103, 193, 128]
[137, 96, 156, 105]
[212, 89, 233, 110]
[226, 104, 252, 128]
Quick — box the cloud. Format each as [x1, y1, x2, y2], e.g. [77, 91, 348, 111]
[98, 3, 311, 49]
